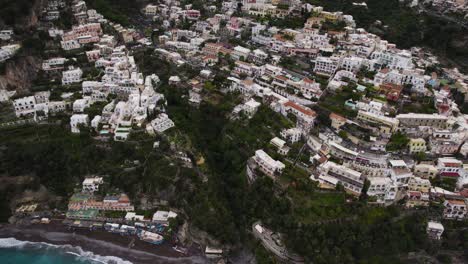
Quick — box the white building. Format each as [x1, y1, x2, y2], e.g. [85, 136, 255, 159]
[396, 113, 449, 129]
[232, 46, 251, 60]
[0, 30, 14, 41]
[70, 114, 89, 133]
[443, 199, 467, 220]
[0, 44, 20, 62]
[280, 127, 302, 143]
[61, 39, 81, 50]
[42, 57, 67, 71]
[73, 98, 88, 113]
[253, 149, 286, 178]
[318, 161, 365, 195]
[150, 113, 175, 133]
[82, 177, 104, 192]
[389, 160, 413, 188]
[243, 99, 261, 117]
[62, 67, 83, 85]
[13, 96, 36, 117]
[152, 210, 178, 224]
[144, 4, 158, 16]
[427, 221, 444, 240]
[91, 115, 101, 129]
[314, 56, 340, 76]
[367, 177, 394, 204]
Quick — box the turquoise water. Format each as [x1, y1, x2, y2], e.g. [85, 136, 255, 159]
[0, 237, 132, 264]
[0, 248, 89, 264]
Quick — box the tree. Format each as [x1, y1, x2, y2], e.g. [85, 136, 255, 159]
[338, 130, 348, 139]
[359, 179, 370, 202]
[386, 132, 410, 152]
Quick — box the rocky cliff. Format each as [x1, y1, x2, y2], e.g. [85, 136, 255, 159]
[0, 0, 44, 30]
[0, 0, 47, 94]
[0, 56, 42, 94]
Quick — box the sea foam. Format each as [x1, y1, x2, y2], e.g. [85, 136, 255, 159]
[0, 237, 133, 264]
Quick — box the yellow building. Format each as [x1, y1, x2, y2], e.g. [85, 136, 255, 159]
[408, 138, 426, 154]
[413, 164, 438, 179]
[408, 176, 431, 193]
[356, 110, 399, 134]
[320, 11, 341, 21]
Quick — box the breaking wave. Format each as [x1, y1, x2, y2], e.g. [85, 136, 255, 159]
[0, 237, 133, 264]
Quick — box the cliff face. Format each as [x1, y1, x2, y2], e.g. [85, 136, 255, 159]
[0, 0, 46, 94]
[0, 0, 43, 29]
[0, 56, 42, 93]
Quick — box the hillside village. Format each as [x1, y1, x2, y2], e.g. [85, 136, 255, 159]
[0, 0, 468, 263]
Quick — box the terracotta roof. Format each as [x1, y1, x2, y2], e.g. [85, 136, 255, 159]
[303, 78, 315, 84]
[330, 112, 346, 121]
[242, 79, 254, 86]
[440, 172, 460, 177]
[273, 34, 286, 42]
[235, 60, 252, 66]
[203, 55, 217, 60]
[284, 101, 316, 117]
[205, 42, 224, 47]
[446, 199, 466, 205]
[275, 75, 289, 81]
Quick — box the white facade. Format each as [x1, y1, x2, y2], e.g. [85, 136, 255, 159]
[61, 39, 81, 50]
[232, 46, 251, 60]
[62, 67, 83, 85]
[73, 98, 88, 113]
[253, 149, 285, 178]
[13, 96, 36, 117]
[396, 113, 449, 129]
[0, 30, 13, 40]
[70, 114, 89, 133]
[151, 113, 175, 133]
[82, 177, 104, 192]
[318, 161, 365, 194]
[42, 57, 67, 71]
[314, 56, 340, 76]
[280, 128, 302, 143]
[152, 210, 178, 224]
[443, 199, 467, 220]
[427, 221, 444, 240]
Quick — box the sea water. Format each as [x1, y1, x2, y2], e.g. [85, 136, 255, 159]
[0, 237, 133, 264]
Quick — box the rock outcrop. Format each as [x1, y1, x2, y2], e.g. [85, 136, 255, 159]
[0, 56, 42, 94]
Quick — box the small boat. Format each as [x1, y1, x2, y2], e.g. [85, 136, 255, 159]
[138, 230, 164, 245]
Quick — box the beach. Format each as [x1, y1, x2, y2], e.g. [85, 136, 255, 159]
[0, 222, 208, 264]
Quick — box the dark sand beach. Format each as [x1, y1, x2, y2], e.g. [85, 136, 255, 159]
[0, 221, 208, 264]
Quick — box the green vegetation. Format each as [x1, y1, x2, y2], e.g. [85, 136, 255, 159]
[318, 85, 361, 118]
[102, 210, 126, 218]
[386, 131, 410, 152]
[431, 177, 458, 192]
[401, 96, 437, 114]
[320, 20, 347, 32]
[86, 0, 143, 26]
[267, 15, 308, 29]
[84, 101, 107, 120]
[452, 88, 468, 114]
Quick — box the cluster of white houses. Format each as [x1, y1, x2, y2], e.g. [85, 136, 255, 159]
[3, 0, 468, 238]
[141, 0, 468, 221]
[10, 0, 175, 141]
[0, 44, 20, 62]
